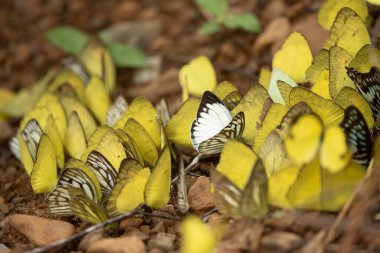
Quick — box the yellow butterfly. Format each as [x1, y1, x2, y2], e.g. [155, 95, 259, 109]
[212, 141, 268, 219]
[268, 113, 366, 211]
[179, 55, 217, 97]
[106, 146, 171, 216]
[317, 0, 368, 30]
[324, 7, 370, 57]
[180, 215, 219, 253]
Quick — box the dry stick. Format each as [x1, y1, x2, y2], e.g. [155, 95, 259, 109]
[26, 206, 143, 253]
[338, 156, 380, 253]
[317, 153, 380, 253]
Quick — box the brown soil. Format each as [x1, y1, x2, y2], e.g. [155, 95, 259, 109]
[2, 0, 380, 252]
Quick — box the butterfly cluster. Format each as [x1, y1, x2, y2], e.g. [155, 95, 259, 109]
[9, 40, 173, 224]
[3, 0, 380, 244]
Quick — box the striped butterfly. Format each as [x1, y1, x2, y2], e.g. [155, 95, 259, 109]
[86, 150, 118, 197]
[106, 95, 128, 127]
[346, 66, 380, 121]
[340, 106, 373, 166]
[191, 91, 245, 155]
[48, 159, 100, 215]
[211, 159, 268, 219]
[22, 119, 43, 161]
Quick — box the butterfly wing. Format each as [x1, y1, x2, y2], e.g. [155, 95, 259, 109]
[210, 169, 242, 218]
[87, 150, 118, 197]
[239, 159, 268, 219]
[68, 186, 108, 224]
[198, 112, 245, 155]
[22, 119, 43, 161]
[222, 91, 243, 111]
[346, 66, 380, 118]
[340, 106, 372, 166]
[48, 184, 72, 215]
[106, 95, 128, 127]
[191, 91, 233, 151]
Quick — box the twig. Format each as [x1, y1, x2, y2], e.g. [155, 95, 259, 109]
[26, 205, 144, 253]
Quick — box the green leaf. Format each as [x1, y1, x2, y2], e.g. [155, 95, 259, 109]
[195, 0, 228, 17]
[97, 29, 112, 45]
[107, 43, 148, 68]
[197, 21, 221, 34]
[44, 26, 89, 54]
[223, 13, 261, 33]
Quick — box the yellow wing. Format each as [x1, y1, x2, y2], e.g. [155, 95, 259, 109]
[231, 84, 273, 144]
[65, 111, 87, 159]
[252, 103, 288, 152]
[289, 87, 344, 126]
[114, 96, 161, 148]
[181, 215, 219, 253]
[284, 114, 324, 166]
[84, 75, 111, 124]
[68, 186, 108, 224]
[179, 55, 217, 97]
[58, 95, 97, 140]
[319, 126, 351, 173]
[20, 92, 67, 139]
[124, 119, 159, 167]
[43, 115, 65, 168]
[30, 134, 58, 193]
[324, 7, 370, 57]
[311, 69, 330, 99]
[349, 44, 380, 72]
[78, 39, 116, 93]
[216, 140, 257, 190]
[81, 126, 126, 171]
[318, 0, 368, 30]
[334, 86, 374, 129]
[144, 146, 171, 208]
[272, 32, 313, 83]
[166, 98, 200, 147]
[48, 69, 86, 103]
[106, 159, 151, 216]
[306, 49, 329, 84]
[329, 46, 356, 98]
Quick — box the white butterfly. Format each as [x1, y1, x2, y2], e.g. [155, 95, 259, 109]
[190, 91, 245, 155]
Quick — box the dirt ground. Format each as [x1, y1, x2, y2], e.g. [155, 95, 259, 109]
[2, 0, 380, 252]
